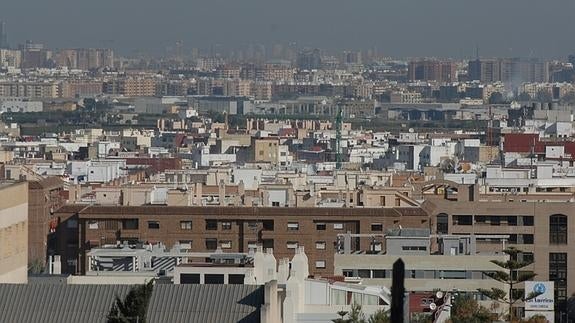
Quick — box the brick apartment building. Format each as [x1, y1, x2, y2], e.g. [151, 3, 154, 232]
[52, 205, 429, 276]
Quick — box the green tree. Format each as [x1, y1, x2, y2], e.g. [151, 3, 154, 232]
[478, 248, 539, 322]
[333, 304, 390, 323]
[107, 280, 154, 323]
[448, 294, 493, 323]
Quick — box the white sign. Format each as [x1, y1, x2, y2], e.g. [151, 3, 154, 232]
[525, 281, 554, 311]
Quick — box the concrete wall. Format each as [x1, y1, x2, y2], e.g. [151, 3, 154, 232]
[0, 182, 28, 283]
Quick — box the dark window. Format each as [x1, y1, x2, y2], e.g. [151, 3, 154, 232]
[272, 201, 280, 207]
[221, 222, 232, 230]
[550, 214, 567, 244]
[522, 234, 534, 244]
[437, 214, 448, 234]
[147, 221, 160, 229]
[262, 220, 274, 231]
[262, 239, 274, 249]
[180, 274, 200, 284]
[372, 270, 385, 278]
[180, 221, 192, 230]
[343, 270, 354, 277]
[357, 270, 371, 278]
[508, 234, 518, 244]
[316, 223, 326, 230]
[475, 216, 487, 224]
[523, 216, 534, 226]
[507, 216, 517, 226]
[122, 219, 139, 230]
[549, 253, 568, 313]
[205, 274, 225, 284]
[371, 223, 383, 231]
[521, 252, 534, 263]
[490, 216, 501, 226]
[206, 220, 218, 230]
[205, 238, 218, 250]
[228, 274, 245, 284]
[454, 215, 472, 225]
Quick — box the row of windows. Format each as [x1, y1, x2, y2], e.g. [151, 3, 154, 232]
[89, 220, 394, 233]
[453, 215, 534, 226]
[343, 269, 498, 280]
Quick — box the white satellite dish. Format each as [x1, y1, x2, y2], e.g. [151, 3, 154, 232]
[436, 291, 444, 299]
[429, 303, 437, 311]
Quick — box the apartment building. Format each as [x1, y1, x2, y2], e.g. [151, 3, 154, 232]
[421, 181, 575, 316]
[0, 81, 59, 98]
[52, 205, 430, 276]
[0, 181, 28, 283]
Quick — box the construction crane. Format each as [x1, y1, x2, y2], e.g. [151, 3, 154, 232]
[335, 105, 343, 170]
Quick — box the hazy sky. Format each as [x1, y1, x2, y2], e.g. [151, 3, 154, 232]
[2, 0, 574, 58]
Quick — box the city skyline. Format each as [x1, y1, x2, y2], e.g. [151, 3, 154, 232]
[2, 0, 575, 58]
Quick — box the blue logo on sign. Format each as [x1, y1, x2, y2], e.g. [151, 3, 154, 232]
[533, 283, 546, 294]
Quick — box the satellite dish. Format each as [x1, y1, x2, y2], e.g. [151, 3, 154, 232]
[436, 291, 444, 299]
[429, 303, 437, 311]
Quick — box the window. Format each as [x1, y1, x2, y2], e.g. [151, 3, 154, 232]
[454, 215, 472, 225]
[549, 252, 568, 311]
[475, 216, 487, 224]
[205, 238, 218, 250]
[523, 216, 534, 226]
[272, 201, 280, 207]
[219, 240, 232, 249]
[316, 223, 326, 230]
[180, 221, 192, 230]
[262, 239, 274, 249]
[287, 222, 299, 231]
[437, 213, 448, 234]
[88, 220, 99, 230]
[402, 246, 427, 251]
[507, 216, 518, 226]
[147, 221, 160, 229]
[262, 220, 274, 231]
[180, 274, 200, 284]
[122, 219, 138, 230]
[372, 270, 385, 278]
[205, 274, 224, 284]
[206, 220, 218, 230]
[286, 241, 299, 249]
[333, 223, 344, 230]
[490, 216, 501, 226]
[550, 214, 567, 244]
[179, 240, 192, 250]
[316, 241, 326, 250]
[229, 274, 245, 284]
[357, 270, 371, 278]
[315, 260, 326, 269]
[221, 222, 232, 230]
[380, 196, 386, 206]
[371, 223, 383, 231]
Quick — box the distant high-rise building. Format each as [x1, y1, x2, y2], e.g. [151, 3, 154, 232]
[296, 48, 322, 70]
[0, 20, 8, 49]
[468, 58, 548, 84]
[408, 59, 456, 83]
